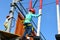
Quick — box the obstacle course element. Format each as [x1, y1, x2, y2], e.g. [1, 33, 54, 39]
[33, 36, 40, 40]
[12, 0, 46, 40]
[15, 12, 25, 36]
[2, 0, 46, 40]
[37, 0, 42, 36]
[6, 0, 23, 32]
[55, 0, 60, 40]
[0, 30, 20, 40]
[15, 12, 37, 40]
[55, 34, 60, 40]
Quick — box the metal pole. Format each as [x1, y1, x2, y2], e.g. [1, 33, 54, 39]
[6, 0, 21, 32]
[56, 0, 60, 34]
[29, 0, 32, 9]
[55, 0, 60, 40]
[37, 0, 42, 36]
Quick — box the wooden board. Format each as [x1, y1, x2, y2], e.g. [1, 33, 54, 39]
[0, 30, 19, 39]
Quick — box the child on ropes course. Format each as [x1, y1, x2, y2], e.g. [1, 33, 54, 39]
[22, 8, 42, 40]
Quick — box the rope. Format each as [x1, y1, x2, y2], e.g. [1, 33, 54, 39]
[14, 3, 25, 17]
[22, 1, 60, 7]
[33, 0, 38, 8]
[11, 17, 16, 28]
[19, 2, 28, 14]
[40, 32, 46, 40]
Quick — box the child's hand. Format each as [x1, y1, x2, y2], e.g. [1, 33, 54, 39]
[40, 14, 42, 16]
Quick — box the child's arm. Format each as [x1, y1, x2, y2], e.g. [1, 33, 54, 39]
[31, 14, 42, 17]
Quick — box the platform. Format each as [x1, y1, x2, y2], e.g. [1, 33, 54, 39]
[0, 30, 20, 40]
[55, 34, 60, 40]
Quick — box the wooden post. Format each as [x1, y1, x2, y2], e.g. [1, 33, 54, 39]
[15, 12, 24, 36]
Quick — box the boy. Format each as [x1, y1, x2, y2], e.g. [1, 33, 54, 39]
[22, 8, 42, 40]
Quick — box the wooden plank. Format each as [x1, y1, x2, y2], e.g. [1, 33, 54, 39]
[0, 30, 19, 39]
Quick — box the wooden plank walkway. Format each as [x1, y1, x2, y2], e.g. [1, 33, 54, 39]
[0, 30, 20, 40]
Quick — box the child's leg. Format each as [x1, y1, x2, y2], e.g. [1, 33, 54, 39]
[23, 27, 28, 37]
[27, 26, 32, 36]
[22, 27, 28, 40]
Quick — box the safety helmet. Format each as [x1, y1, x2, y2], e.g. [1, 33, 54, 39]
[29, 8, 35, 14]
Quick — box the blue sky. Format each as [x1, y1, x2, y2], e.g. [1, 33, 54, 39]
[0, 0, 60, 40]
